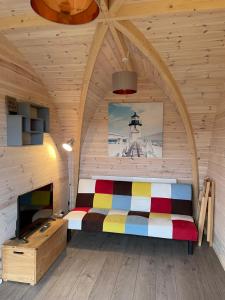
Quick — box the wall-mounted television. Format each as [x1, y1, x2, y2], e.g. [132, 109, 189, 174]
[16, 183, 53, 239]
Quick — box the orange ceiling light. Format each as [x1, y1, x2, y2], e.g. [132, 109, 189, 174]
[31, 0, 99, 25]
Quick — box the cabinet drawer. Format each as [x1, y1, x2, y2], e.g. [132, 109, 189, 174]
[2, 247, 35, 284]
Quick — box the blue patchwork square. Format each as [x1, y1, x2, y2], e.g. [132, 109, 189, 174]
[112, 195, 131, 210]
[125, 215, 148, 236]
[171, 184, 192, 201]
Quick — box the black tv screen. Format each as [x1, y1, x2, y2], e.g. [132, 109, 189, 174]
[16, 183, 53, 239]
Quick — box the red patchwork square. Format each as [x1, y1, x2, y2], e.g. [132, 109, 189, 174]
[172, 220, 198, 241]
[151, 198, 172, 213]
[72, 207, 91, 212]
[95, 180, 114, 194]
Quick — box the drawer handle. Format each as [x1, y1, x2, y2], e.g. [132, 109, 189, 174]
[13, 251, 24, 255]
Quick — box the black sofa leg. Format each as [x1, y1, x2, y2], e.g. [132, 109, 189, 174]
[188, 241, 193, 255]
[67, 229, 72, 242]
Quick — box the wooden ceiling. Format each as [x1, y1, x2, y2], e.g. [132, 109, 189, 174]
[1, 0, 225, 198]
[1, 1, 224, 131]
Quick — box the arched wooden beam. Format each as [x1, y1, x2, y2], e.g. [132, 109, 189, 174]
[114, 20, 199, 213]
[72, 22, 108, 207]
[110, 0, 127, 15]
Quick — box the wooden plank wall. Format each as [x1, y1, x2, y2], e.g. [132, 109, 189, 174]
[0, 35, 69, 270]
[2, 22, 97, 143]
[208, 98, 225, 270]
[80, 81, 192, 182]
[81, 31, 121, 144]
[80, 31, 219, 188]
[132, 11, 225, 186]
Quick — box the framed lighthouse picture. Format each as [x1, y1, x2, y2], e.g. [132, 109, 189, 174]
[108, 102, 163, 158]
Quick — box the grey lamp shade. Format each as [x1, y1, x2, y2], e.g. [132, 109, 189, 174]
[112, 71, 137, 94]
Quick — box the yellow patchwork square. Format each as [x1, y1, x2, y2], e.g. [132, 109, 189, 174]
[93, 193, 112, 209]
[103, 214, 127, 233]
[132, 182, 151, 197]
[150, 213, 171, 219]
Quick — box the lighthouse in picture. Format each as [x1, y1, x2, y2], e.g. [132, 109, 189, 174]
[126, 112, 143, 157]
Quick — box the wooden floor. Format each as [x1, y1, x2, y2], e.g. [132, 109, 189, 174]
[0, 232, 225, 300]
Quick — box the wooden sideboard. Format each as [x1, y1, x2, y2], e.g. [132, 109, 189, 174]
[2, 218, 67, 285]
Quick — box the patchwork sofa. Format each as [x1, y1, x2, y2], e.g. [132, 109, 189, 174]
[65, 179, 198, 254]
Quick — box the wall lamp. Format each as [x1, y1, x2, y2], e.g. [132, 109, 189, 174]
[62, 138, 74, 152]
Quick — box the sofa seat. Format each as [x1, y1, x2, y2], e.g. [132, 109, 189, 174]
[65, 207, 198, 241]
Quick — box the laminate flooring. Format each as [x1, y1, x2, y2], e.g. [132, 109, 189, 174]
[0, 232, 225, 300]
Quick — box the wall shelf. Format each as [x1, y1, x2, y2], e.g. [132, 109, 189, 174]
[6, 96, 49, 146]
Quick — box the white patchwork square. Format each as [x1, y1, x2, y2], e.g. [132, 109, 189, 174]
[148, 217, 172, 239]
[131, 196, 151, 212]
[151, 183, 171, 198]
[78, 179, 96, 194]
[64, 211, 87, 230]
[108, 209, 129, 216]
[171, 214, 194, 222]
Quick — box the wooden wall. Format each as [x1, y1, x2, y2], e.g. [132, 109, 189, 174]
[131, 12, 225, 187]
[80, 30, 220, 188]
[2, 19, 97, 143]
[0, 1, 225, 270]
[2, 7, 224, 190]
[0, 35, 69, 267]
[208, 98, 225, 269]
[81, 32, 118, 144]
[80, 81, 192, 182]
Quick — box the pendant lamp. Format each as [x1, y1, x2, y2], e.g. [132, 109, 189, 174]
[112, 57, 137, 94]
[31, 0, 99, 25]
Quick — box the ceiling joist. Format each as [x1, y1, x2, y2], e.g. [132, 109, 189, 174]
[1, 0, 225, 30]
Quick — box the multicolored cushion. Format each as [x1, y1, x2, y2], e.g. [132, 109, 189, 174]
[66, 179, 197, 242]
[75, 179, 192, 214]
[65, 209, 197, 241]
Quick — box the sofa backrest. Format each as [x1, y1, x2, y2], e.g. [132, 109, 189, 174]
[76, 179, 193, 215]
